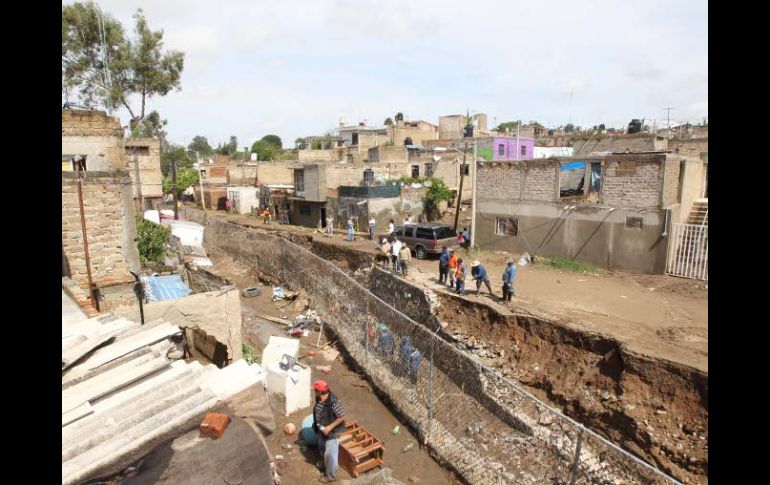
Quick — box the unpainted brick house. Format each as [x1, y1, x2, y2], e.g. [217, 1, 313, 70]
[61, 109, 142, 312]
[475, 152, 707, 274]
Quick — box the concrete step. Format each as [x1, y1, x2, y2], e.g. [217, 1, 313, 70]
[62, 372, 205, 461]
[62, 389, 219, 485]
[62, 354, 171, 416]
[78, 322, 182, 371]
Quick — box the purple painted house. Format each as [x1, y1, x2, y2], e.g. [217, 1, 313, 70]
[479, 136, 535, 161]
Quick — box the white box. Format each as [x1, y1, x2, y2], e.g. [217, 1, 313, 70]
[164, 220, 205, 246]
[260, 336, 300, 368]
[265, 362, 311, 416]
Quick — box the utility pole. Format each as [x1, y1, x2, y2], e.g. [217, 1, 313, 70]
[172, 159, 179, 220]
[569, 92, 573, 126]
[470, 140, 478, 248]
[664, 107, 674, 135]
[453, 142, 468, 232]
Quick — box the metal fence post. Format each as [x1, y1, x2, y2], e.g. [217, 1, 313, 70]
[427, 340, 433, 445]
[570, 428, 584, 485]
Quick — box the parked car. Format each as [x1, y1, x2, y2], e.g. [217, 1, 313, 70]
[382, 223, 458, 259]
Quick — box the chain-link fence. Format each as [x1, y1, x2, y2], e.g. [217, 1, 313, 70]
[188, 209, 682, 484]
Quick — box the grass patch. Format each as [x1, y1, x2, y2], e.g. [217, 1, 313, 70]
[242, 343, 260, 364]
[539, 256, 600, 273]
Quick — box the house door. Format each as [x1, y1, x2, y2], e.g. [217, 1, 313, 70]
[320, 208, 327, 227]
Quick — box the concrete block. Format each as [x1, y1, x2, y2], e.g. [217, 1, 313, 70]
[200, 412, 231, 439]
[260, 336, 299, 368]
[265, 361, 311, 416]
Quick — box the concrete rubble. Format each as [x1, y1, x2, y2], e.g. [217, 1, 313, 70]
[61, 290, 266, 485]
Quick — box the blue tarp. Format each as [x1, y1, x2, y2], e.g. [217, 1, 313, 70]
[560, 161, 586, 171]
[141, 274, 192, 303]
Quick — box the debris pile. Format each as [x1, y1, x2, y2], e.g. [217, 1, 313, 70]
[286, 310, 323, 337]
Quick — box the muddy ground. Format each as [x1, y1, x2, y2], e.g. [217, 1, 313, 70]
[208, 254, 458, 485]
[198, 209, 708, 483]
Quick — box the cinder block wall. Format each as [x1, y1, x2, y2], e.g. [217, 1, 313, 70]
[62, 171, 140, 309]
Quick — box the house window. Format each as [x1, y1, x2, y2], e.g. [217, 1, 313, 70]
[412, 165, 420, 178]
[521, 145, 527, 157]
[351, 133, 359, 146]
[498, 144, 505, 156]
[560, 161, 586, 198]
[299, 204, 311, 216]
[347, 154, 354, 163]
[363, 169, 374, 186]
[294, 170, 305, 192]
[461, 164, 470, 176]
[590, 162, 602, 192]
[126, 146, 150, 156]
[200, 169, 207, 179]
[424, 163, 433, 177]
[496, 217, 519, 236]
[626, 216, 643, 229]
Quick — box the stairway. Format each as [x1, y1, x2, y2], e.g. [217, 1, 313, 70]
[687, 199, 708, 226]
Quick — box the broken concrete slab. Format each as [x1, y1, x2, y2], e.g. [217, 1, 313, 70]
[78, 322, 181, 371]
[116, 288, 242, 367]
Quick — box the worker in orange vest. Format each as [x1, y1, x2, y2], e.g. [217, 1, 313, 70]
[448, 249, 458, 288]
[454, 257, 466, 295]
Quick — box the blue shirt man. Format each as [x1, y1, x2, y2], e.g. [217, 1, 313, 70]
[502, 260, 517, 301]
[471, 261, 494, 296]
[438, 247, 450, 285]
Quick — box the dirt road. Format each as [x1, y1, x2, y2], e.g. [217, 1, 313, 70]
[208, 209, 708, 372]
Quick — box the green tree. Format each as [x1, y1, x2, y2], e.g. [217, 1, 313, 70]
[135, 216, 171, 264]
[384, 117, 393, 125]
[425, 178, 453, 207]
[494, 121, 519, 133]
[564, 123, 575, 133]
[251, 139, 279, 161]
[160, 145, 194, 177]
[62, 3, 184, 129]
[260, 134, 282, 149]
[131, 110, 168, 145]
[188, 136, 213, 157]
[163, 167, 199, 197]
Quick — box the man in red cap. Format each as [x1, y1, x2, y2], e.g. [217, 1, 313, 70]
[312, 380, 345, 483]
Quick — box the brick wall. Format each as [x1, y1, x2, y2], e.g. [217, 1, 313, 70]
[477, 161, 558, 203]
[62, 110, 127, 171]
[601, 158, 663, 208]
[62, 171, 140, 308]
[572, 134, 666, 157]
[661, 156, 682, 208]
[368, 146, 409, 164]
[125, 138, 163, 199]
[62, 109, 124, 137]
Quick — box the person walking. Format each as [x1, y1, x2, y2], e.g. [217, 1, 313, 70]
[502, 259, 517, 301]
[454, 257, 466, 295]
[379, 238, 391, 269]
[346, 217, 355, 242]
[438, 246, 450, 284]
[312, 380, 346, 483]
[326, 215, 334, 237]
[399, 242, 411, 277]
[448, 249, 458, 288]
[368, 216, 376, 240]
[387, 219, 395, 235]
[471, 261, 494, 297]
[391, 237, 402, 272]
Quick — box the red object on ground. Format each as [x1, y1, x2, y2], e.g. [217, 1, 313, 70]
[200, 412, 231, 439]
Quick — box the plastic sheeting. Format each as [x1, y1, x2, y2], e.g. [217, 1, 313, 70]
[140, 274, 192, 303]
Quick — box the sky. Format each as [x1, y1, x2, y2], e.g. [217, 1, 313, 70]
[64, 0, 708, 149]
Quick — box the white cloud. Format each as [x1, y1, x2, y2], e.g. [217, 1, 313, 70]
[69, 0, 707, 143]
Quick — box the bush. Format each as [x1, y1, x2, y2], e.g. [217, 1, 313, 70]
[135, 216, 171, 264]
[425, 177, 453, 207]
[242, 343, 260, 364]
[539, 256, 599, 273]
